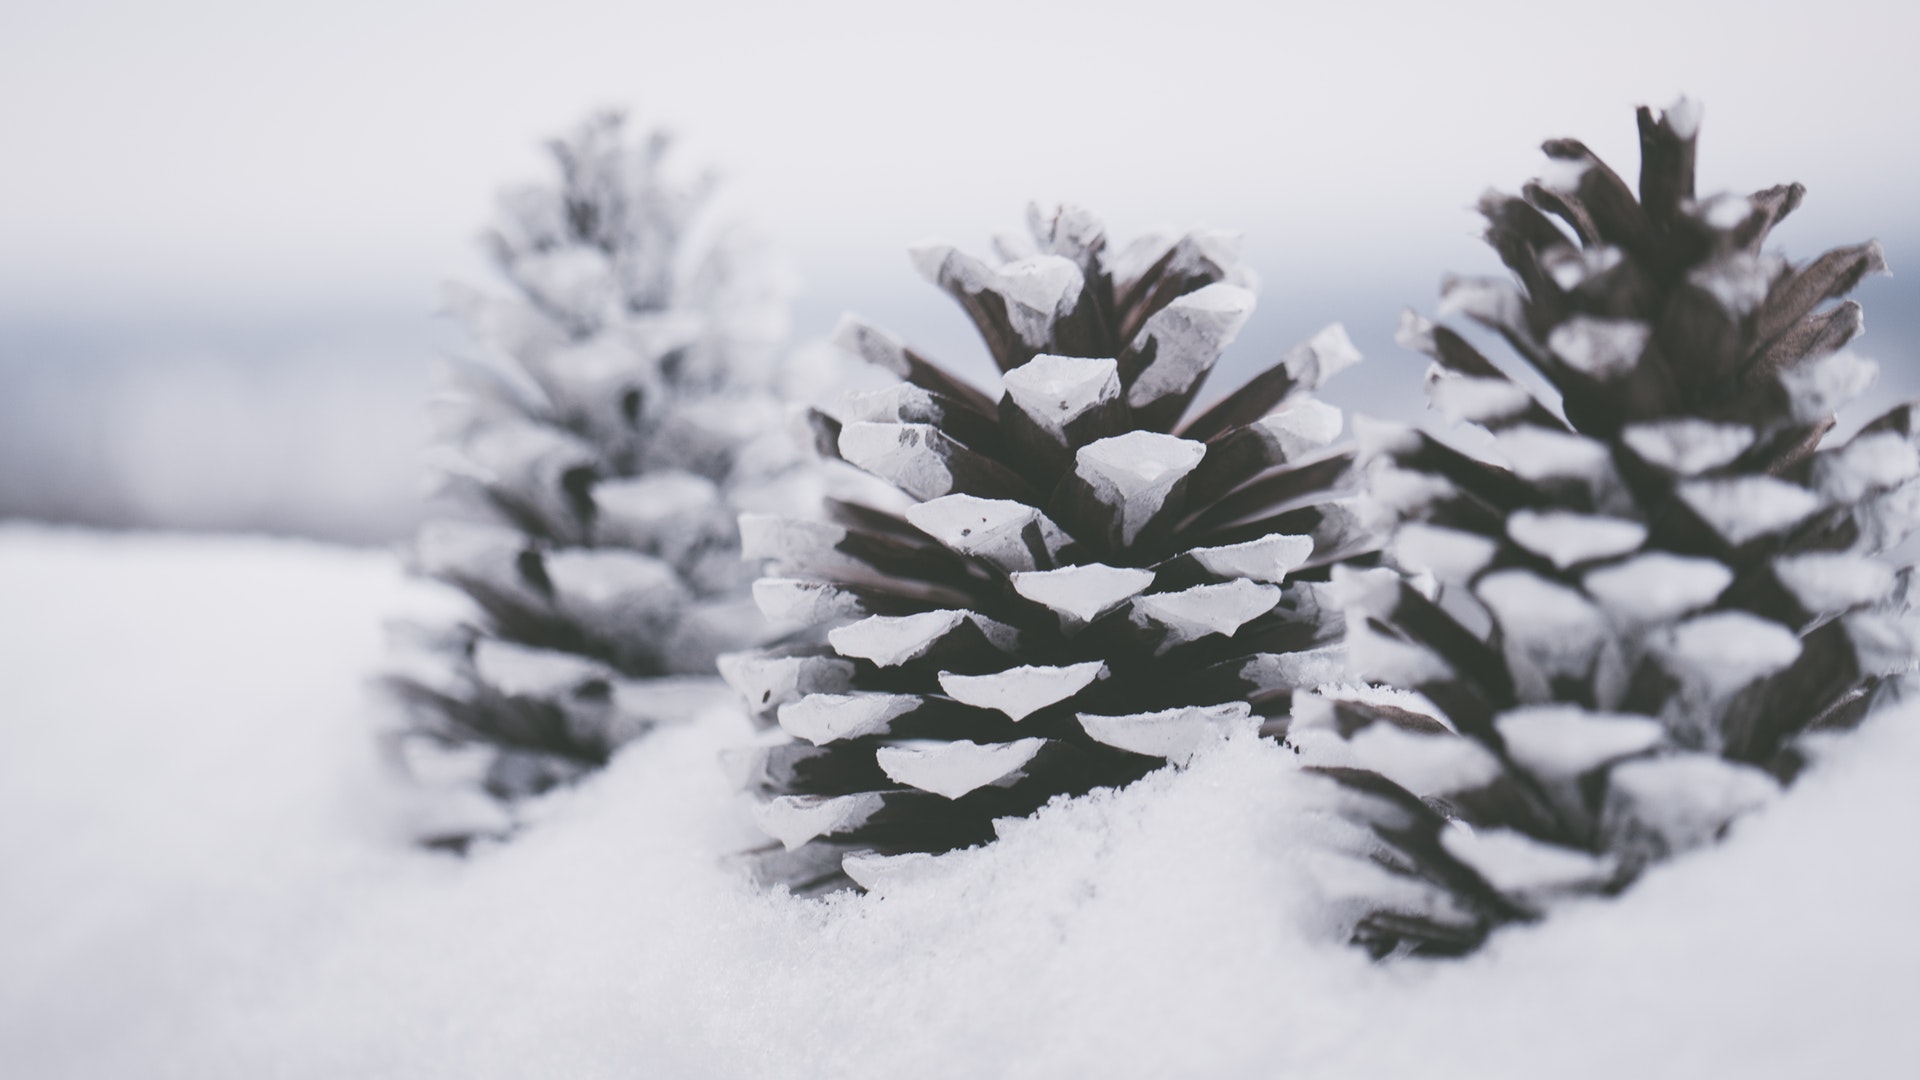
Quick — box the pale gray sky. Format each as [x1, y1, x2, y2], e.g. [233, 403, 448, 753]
[5, 0, 1917, 538]
[3, 0, 1916, 318]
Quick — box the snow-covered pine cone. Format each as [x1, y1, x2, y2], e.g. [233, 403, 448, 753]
[724, 204, 1374, 891]
[1298, 100, 1915, 955]
[387, 112, 803, 846]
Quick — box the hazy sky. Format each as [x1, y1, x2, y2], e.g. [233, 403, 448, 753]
[4, 0, 1917, 322]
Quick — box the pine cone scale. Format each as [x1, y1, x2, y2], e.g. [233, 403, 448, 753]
[729, 204, 1372, 884]
[1309, 100, 1915, 954]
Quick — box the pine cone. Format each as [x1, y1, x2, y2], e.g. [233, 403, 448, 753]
[387, 111, 802, 848]
[1299, 100, 1914, 955]
[724, 204, 1375, 891]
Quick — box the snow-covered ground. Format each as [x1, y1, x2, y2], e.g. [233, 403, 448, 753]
[1, 524, 1915, 1078]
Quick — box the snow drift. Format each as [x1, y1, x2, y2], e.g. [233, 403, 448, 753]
[0, 525, 1914, 1077]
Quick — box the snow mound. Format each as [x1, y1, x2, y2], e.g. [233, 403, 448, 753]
[1, 525, 1916, 1077]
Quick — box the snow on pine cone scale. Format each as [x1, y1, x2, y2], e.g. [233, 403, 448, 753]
[1296, 100, 1917, 955]
[723, 205, 1374, 891]
[387, 112, 802, 848]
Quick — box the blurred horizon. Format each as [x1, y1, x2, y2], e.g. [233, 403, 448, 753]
[5, 0, 1917, 542]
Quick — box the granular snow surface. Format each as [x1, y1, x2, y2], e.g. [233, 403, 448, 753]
[1, 525, 1915, 1078]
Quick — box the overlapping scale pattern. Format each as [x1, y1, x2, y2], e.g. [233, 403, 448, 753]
[726, 204, 1375, 890]
[1298, 101, 1919, 955]
[385, 112, 804, 847]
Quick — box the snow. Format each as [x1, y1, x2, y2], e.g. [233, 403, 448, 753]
[837, 382, 942, 423]
[1541, 244, 1623, 291]
[1494, 425, 1613, 485]
[1651, 610, 1804, 700]
[937, 662, 1107, 722]
[910, 246, 1083, 351]
[470, 637, 604, 697]
[1584, 551, 1734, 626]
[1604, 755, 1782, 856]
[1440, 827, 1616, 896]
[1780, 349, 1878, 424]
[1397, 518, 1497, 584]
[836, 421, 961, 501]
[1495, 705, 1667, 778]
[828, 315, 914, 379]
[716, 652, 854, 720]
[1009, 563, 1155, 626]
[992, 255, 1085, 330]
[1814, 429, 1918, 503]
[1001, 354, 1121, 444]
[1025, 203, 1103, 266]
[3, 525, 1919, 1077]
[777, 692, 917, 744]
[1344, 610, 1459, 689]
[1547, 315, 1651, 380]
[877, 737, 1048, 798]
[1391, 522, 1499, 583]
[1475, 569, 1611, 699]
[1428, 371, 1534, 426]
[1361, 464, 1454, 524]
[755, 792, 885, 851]
[1123, 282, 1256, 410]
[1506, 509, 1647, 569]
[1235, 647, 1347, 694]
[1536, 153, 1594, 194]
[1678, 475, 1823, 546]
[1621, 418, 1756, 476]
[545, 547, 687, 631]
[595, 470, 726, 554]
[1773, 552, 1898, 615]
[1689, 252, 1785, 317]
[905, 494, 1074, 574]
[1131, 579, 1282, 649]
[828, 609, 1020, 666]
[1076, 703, 1257, 765]
[1843, 611, 1920, 677]
[1313, 722, 1503, 795]
[1698, 193, 1754, 230]
[1187, 533, 1316, 584]
[1275, 323, 1362, 392]
[1248, 396, 1345, 457]
[738, 513, 844, 570]
[1350, 413, 1422, 458]
[458, 419, 597, 496]
[1073, 430, 1208, 544]
[1664, 96, 1704, 140]
[1438, 274, 1527, 334]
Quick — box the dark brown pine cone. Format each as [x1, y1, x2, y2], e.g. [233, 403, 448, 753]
[723, 204, 1377, 891]
[1299, 100, 1915, 955]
